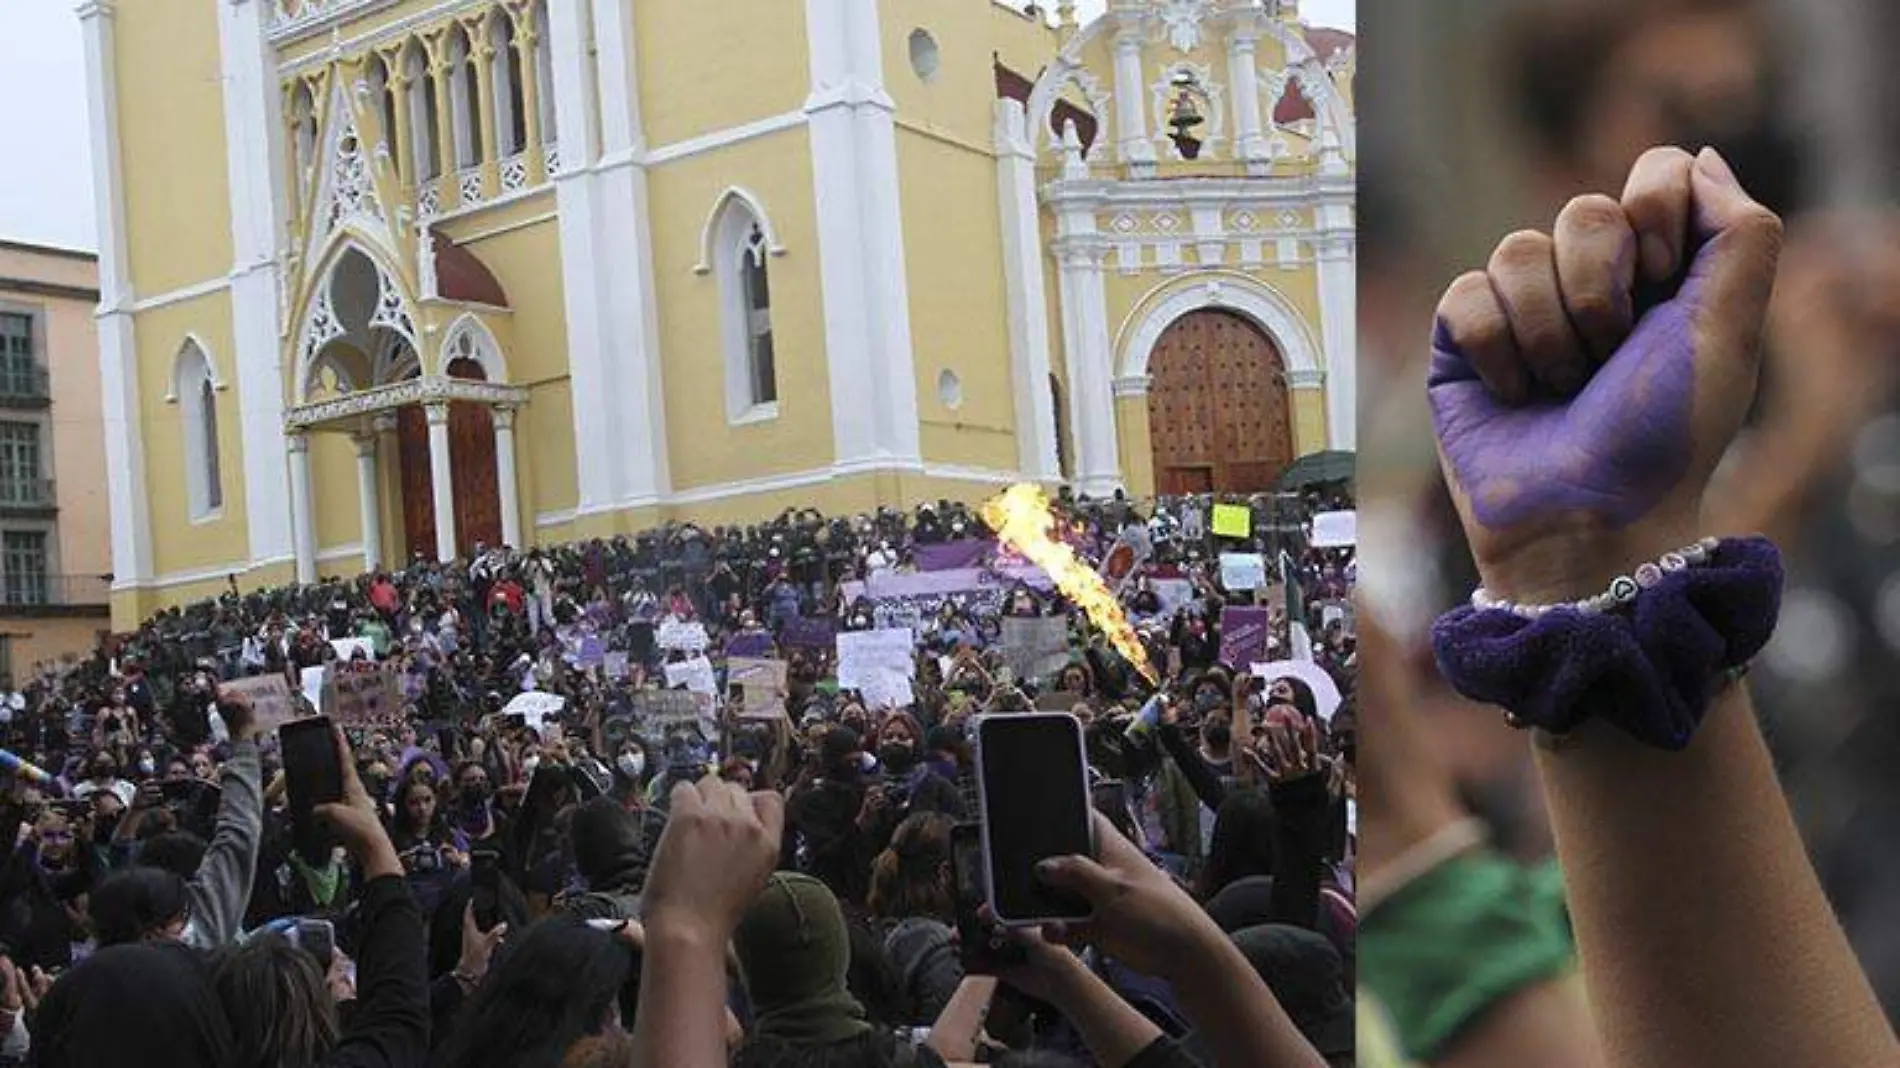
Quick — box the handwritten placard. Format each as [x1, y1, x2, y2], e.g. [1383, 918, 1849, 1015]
[656, 620, 709, 653]
[1211, 504, 1252, 539]
[1310, 510, 1356, 548]
[603, 652, 631, 680]
[324, 662, 402, 728]
[663, 655, 716, 695]
[836, 628, 917, 689]
[726, 658, 790, 720]
[1219, 606, 1272, 670]
[633, 689, 712, 737]
[1219, 553, 1268, 591]
[222, 674, 297, 733]
[780, 616, 837, 651]
[1001, 617, 1071, 683]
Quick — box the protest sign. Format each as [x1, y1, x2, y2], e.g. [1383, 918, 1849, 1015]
[726, 658, 790, 720]
[725, 631, 775, 659]
[575, 634, 605, 667]
[780, 616, 836, 651]
[324, 662, 403, 729]
[841, 566, 1054, 632]
[861, 673, 915, 711]
[503, 691, 566, 735]
[330, 637, 375, 662]
[656, 620, 709, 653]
[602, 652, 630, 680]
[1219, 607, 1272, 669]
[1001, 617, 1071, 683]
[1251, 660, 1344, 720]
[664, 655, 717, 695]
[913, 540, 992, 572]
[301, 666, 327, 712]
[1219, 553, 1268, 591]
[836, 629, 916, 689]
[1211, 504, 1252, 539]
[222, 674, 297, 733]
[1150, 579, 1196, 618]
[632, 690, 711, 738]
[1310, 510, 1357, 548]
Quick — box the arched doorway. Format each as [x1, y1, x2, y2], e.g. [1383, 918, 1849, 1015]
[1145, 309, 1293, 494]
[394, 358, 503, 562]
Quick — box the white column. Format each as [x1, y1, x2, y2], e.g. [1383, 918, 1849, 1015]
[492, 405, 523, 549]
[217, 0, 292, 570]
[993, 100, 1060, 483]
[1113, 30, 1154, 174]
[425, 403, 457, 561]
[1228, 28, 1267, 171]
[1054, 246, 1122, 497]
[80, 1, 155, 598]
[1314, 202, 1357, 450]
[806, 0, 923, 474]
[352, 432, 382, 572]
[286, 432, 317, 584]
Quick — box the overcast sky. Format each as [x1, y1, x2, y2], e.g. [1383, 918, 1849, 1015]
[0, 0, 1354, 254]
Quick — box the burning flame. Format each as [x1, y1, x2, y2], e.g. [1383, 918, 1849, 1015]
[981, 484, 1159, 686]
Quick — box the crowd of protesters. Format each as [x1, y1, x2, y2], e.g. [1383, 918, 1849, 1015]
[0, 484, 1354, 1067]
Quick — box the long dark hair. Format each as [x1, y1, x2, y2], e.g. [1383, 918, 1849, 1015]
[433, 914, 635, 1068]
[390, 774, 446, 846]
[89, 865, 190, 946]
[212, 935, 341, 1068]
[1199, 787, 1277, 901]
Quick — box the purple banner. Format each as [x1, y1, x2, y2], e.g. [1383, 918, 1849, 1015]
[779, 616, 837, 651]
[913, 539, 994, 572]
[1219, 607, 1272, 669]
[848, 565, 1053, 602]
[725, 631, 776, 659]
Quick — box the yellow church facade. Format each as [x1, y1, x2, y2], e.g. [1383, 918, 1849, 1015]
[80, 0, 1354, 629]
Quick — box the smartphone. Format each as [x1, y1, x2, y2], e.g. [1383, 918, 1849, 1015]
[159, 779, 198, 805]
[280, 716, 345, 811]
[294, 917, 336, 968]
[470, 849, 503, 931]
[974, 713, 1094, 925]
[949, 822, 1026, 974]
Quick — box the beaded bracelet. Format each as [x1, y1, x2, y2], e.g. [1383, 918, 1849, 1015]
[1469, 536, 1721, 618]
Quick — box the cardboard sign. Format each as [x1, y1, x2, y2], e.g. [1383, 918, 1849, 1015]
[1219, 606, 1272, 670]
[1211, 504, 1252, 539]
[656, 620, 709, 653]
[836, 629, 917, 689]
[725, 630, 776, 659]
[222, 674, 298, 733]
[664, 655, 717, 695]
[632, 689, 712, 738]
[1310, 510, 1357, 548]
[1219, 553, 1268, 591]
[330, 637, 375, 662]
[780, 616, 836, 651]
[726, 657, 790, 720]
[1001, 617, 1071, 683]
[324, 662, 403, 729]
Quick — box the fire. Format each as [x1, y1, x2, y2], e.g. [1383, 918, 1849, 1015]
[981, 484, 1159, 686]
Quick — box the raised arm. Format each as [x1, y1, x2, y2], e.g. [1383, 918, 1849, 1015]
[182, 689, 265, 949]
[1425, 145, 1896, 1067]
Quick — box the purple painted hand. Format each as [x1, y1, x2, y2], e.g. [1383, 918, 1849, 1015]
[1428, 147, 1783, 603]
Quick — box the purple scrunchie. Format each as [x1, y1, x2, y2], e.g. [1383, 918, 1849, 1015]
[1431, 536, 1783, 750]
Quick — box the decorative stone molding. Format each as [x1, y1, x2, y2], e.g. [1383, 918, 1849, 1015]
[284, 374, 529, 429]
[1288, 368, 1324, 389]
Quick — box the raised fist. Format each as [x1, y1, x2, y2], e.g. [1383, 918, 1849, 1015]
[1428, 147, 1783, 603]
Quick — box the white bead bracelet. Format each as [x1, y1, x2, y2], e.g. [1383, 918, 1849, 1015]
[1470, 536, 1721, 618]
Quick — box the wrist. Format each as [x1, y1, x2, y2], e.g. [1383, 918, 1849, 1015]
[641, 910, 729, 959]
[1477, 517, 1699, 605]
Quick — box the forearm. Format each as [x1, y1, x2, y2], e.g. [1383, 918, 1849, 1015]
[1167, 926, 1328, 1068]
[1536, 683, 1895, 1068]
[924, 976, 997, 1063]
[633, 921, 730, 1068]
[186, 740, 264, 948]
[1043, 963, 1167, 1068]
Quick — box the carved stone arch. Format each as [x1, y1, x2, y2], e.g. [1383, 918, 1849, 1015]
[1114, 272, 1321, 384]
[1256, 22, 1354, 158]
[290, 233, 422, 405]
[1025, 57, 1114, 161]
[693, 188, 786, 275]
[436, 313, 508, 382]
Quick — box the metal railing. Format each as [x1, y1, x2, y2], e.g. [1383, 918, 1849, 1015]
[0, 573, 109, 608]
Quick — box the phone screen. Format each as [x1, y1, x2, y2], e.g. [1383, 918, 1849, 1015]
[280, 716, 345, 811]
[294, 918, 336, 968]
[471, 849, 503, 931]
[976, 714, 1093, 924]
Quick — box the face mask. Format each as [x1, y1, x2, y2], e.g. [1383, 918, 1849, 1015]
[461, 782, 490, 803]
[522, 755, 541, 779]
[617, 752, 646, 779]
[1194, 691, 1224, 715]
[137, 757, 156, 776]
[878, 742, 916, 774]
[1203, 722, 1232, 749]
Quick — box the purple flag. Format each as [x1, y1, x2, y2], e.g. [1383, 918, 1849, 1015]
[914, 540, 993, 572]
[725, 631, 776, 659]
[1219, 607, 1271, 670]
